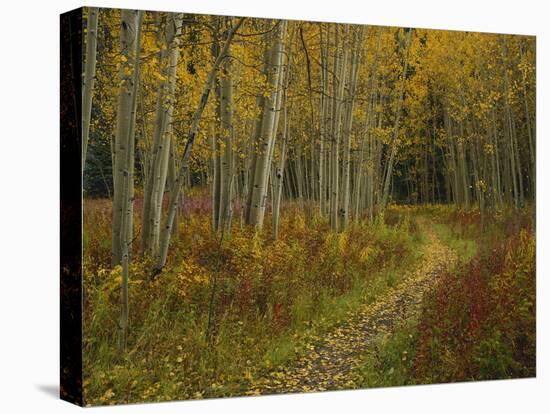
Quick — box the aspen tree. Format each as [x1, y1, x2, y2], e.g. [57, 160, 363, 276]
[318, 25, 327, 214]
[246, 20, 288, 227]
[210, 124, 221, 231]
[356, 28, 381, 221]
[115, 10, 143, 349]
[381, 28, 412, 209]
[500, 36, 524, 207]
[166, 140, 180, 240]
[490, 109, 503, 207]
[93, 15, 537, 285]
[272, 109, 290, 240]
[154, 17, 245, 273]
[329, 24, 349, 231]
[340, 26, 364, 228]
[112, 9, 142, 266]
[272, 24, 296, 239]
[212, 17, 236, 233]
[151, 14, 184, 248]
[141, 13, 184, 256]
[319, 24, 331, 216]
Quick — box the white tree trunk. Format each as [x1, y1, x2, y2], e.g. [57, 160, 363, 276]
[112, 9, 141, 266]
[114, 10, 143, 349]
[141, 13, 183, 256]
[340, 27, 364, 228]
[381, 29, 412, 209]
[329, 25, 348, 231]
[154, 17, 245, 273]
[246, 20, 288, 228]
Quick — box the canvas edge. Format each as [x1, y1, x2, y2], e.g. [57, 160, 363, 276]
[60, 6, 84, 407]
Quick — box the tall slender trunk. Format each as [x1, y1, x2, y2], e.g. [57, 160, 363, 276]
[166, 140, 180, 240]
[219, 21, 235, 233]
[141, 13, 184, 256]
[115, 10, 143, 349]
[356, 28, 381, 221]
[458, 121, 470, 208]
[319, 24, 330, 215]
[500, 36, 522, 208]
[211, 17, 236, 233]
[154, 17, 245, 273]
[112, 10, 142, 266]
[272, 24, 295, 239]
[341, 27, 364, 228]
[381, 28, 412, 209]
[272, 109, 289, 240]
[329, 24, 348, 231]
[246, 20, 288, 227]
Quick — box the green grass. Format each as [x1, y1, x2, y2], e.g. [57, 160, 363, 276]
[351, 208, 535, 387]
[350, 219, 480, 389]
[432, 223, 478, 264]
[235, 241, 425, 393]
[351, 318, 419, 388]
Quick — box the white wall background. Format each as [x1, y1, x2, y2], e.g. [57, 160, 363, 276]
[0, 0, 547, 412]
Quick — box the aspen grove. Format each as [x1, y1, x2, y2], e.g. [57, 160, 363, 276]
[81, 8, 535, 405]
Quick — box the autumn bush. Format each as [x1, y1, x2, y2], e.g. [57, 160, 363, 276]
[82, 192, 422, 405]
[353, 206, 535, 387]
[413, 224, 535, 382]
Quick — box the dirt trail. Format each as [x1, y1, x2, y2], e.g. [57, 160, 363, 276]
[246, 218, 457, 395]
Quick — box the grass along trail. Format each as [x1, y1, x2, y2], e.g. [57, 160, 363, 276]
[244, 218, 457, 395]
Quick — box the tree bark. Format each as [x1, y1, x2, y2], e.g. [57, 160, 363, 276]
[141, 13, 184, 256]
[381, 28, 412, 210]
[246, 20, 288, 228]
[154, 17, 245, 273]
[340, 27, 364, 228]
[329, 24, 348, 231]
[114, 10, 143, 349]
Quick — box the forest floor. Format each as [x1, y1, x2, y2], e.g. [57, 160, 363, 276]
[82, 201, 534, 405]
[244, 217, 457, 395]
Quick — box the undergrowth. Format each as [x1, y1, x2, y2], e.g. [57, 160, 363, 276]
[352, 205, 535, 387]
[82, 194, 423, 405]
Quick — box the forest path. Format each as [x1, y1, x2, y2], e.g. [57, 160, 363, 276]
[246, 218, 457, 395]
